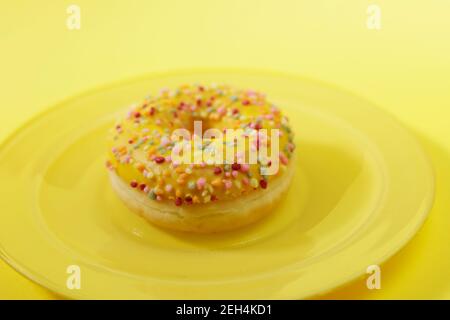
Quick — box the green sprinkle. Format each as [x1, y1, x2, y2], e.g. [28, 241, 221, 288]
[148, 190, 157, 200]
[188, 181, 196, 190]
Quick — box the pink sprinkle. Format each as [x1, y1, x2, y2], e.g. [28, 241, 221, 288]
[241, 164, 250, 172]
[271, 107, 280, 114]
[232, 171, 238, 178]
[224, 180, 233, 189]
[160, 136, 170, 147]
[197, 177, 206, 190]
[280, 153, 289, 165]
[225, 172, 231, 177]
[217, 106, 226, 115]
[242, 177, 249, 185]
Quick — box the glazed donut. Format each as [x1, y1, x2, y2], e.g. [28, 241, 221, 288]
[106, 84, 295, 233]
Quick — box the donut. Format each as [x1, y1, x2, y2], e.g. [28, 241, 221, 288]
[106, 84, 296, 233]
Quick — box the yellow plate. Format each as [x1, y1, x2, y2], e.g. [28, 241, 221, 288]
[0, 69, 434, 299]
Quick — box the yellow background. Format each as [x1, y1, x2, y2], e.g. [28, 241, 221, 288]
[0, 1, 449, 299]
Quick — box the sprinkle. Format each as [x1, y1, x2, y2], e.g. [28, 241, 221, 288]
[187, 181, 196, 190]
[105, 161, 114, 170]
[217, 106, 226, 116]
[185, 196, 193, 204]
[139, 183, 147, 191]
[165, 184, 173, 193]
[154, 156, 165, 164]
[175, 197, 183, 206]
[259, 179, 268, 189]
[211, 178, 222, 187]
[175, 167, 185, 174]
[197, 177, 206, 190]
[241, 164, 250, 173]
[280, 153, 289, 165]
[144, 170, 154, 179]
[136, 163, 145, 172]
[130, 181, 138, 188]
[224, 180, 233, 189]
[213, 167, 222, 175]
[250, 178, 259, 188]
[160, 136, 170, 147]
[231, 163, 241, 171]
[148, 190, 157, 200]
[242, 99, 250, 106]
